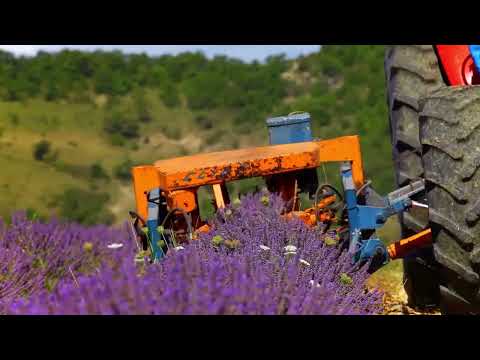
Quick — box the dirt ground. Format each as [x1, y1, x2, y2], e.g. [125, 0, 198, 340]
[367, 260, 441, 315]
[381, 289, 441, 316]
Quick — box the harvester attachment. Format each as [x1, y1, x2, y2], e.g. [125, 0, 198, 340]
[129, 112, 433, 270]
[130, 132, 366, 262]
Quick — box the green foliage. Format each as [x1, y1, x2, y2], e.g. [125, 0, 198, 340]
[339, 273, 353, 286]
[26, 208, 45, 222]
[129, 142, 139, 151]
[109, 133, 126, 147]
[55, 187, 115, 225]
[159, 82, 180, 108]
[132, 88, 152, 123]
[103, 111, 139, 139]
[283, 45, 393, 193]
[212, 235, 224, 247]
[182, 71, 227, 110]
[0, 45, 397, 223]
[33, 140, 51, 161]
[261, 195, 270, 206]
[195, 114, 213, 130]
[205, 128, 226, 144]
[8, 113, 19, 126]
[90, 162, 110, 181]
[114, 159, 134, 182]
[234, 106, 259, 128]
[161, 124, 182, 140]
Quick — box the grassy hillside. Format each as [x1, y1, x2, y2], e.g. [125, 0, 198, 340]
[0, 45, 394, 225]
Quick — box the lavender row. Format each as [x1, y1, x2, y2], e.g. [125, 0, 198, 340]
[0, 192, 383, 315]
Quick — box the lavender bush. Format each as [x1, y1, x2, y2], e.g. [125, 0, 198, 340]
[0, 212, 133, 306]
[0, 192, 383, 315]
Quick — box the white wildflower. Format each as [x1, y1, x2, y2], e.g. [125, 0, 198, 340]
[299, 259, 311, 267]
[107, 243, 124, 249]
[283, 245, 297, 253]
[259, 245, 271, 251]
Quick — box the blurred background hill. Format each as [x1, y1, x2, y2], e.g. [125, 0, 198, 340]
[0, 45, 393, 225]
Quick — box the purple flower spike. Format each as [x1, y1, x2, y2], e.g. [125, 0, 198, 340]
[1, 193, 383, 315]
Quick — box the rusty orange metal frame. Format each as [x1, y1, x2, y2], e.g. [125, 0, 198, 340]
[284, 194, 337, 227]
[387, 228, 432, 260]
[132, 135, 365, 220]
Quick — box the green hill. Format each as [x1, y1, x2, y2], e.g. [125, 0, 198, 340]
[0, 45, 393, 225]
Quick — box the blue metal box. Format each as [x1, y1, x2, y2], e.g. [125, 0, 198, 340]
[266, 112, 313, 145]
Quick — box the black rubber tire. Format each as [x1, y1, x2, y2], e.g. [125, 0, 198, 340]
[385, 45, 445, 308]
[420, 86, 480, 314]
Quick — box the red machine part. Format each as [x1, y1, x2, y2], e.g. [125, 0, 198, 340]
[435, 45, 480, 86]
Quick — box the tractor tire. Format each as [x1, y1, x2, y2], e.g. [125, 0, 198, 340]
[420, 86, 480, 314]
[385, 45, 445, 308]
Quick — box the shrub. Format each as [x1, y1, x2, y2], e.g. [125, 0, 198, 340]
[133, 88, 153, 123]
[103, 112, 139, 139]
[195, 114, 213, 130]
[114, 159, 134, 181]
[25, 208, 46, 222]
[45, 83, 61, 102]
[109, 134, 126, 147]
[90, 163, 110, 181]
[55, 188, 115, 226]
[161, 125, 182, 140]
[129, 142, 139, 151]
[8, 113, 19, 126]
[33, 140, 51, 161]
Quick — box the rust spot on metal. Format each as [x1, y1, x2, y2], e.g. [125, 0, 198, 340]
[209, 166, 217, 177]
[197, 169, 206, 179]
[274, 157, 283, 171]
[183, 172, 195, 183]
[220, 165, 232, 180]
[236, 161, 250, 179]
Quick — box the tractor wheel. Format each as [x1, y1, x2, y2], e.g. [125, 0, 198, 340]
[385, 45, 445, 308]
[420, 86, 480, 314]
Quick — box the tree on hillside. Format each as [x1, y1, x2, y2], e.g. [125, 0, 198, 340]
[103, 111, 139, 139]
[182, 71, 227, 110]
[132, 88, 152, 123]
[159, 82, 180, 108]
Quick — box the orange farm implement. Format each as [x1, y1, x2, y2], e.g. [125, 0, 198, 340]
[129, 113, 432, 271]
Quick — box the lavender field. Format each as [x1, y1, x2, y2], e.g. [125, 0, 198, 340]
[0, 192, 383, 315]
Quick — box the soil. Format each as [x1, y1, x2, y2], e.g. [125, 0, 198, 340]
[382, 289, 441, 315]
[367, 260, 441, 315]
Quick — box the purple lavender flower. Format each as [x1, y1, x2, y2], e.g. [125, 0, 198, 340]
[1, 193, 383, 315]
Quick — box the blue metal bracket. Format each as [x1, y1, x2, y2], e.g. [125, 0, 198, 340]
[340, 162, 424, 270]
[147, 188, 165, 263]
